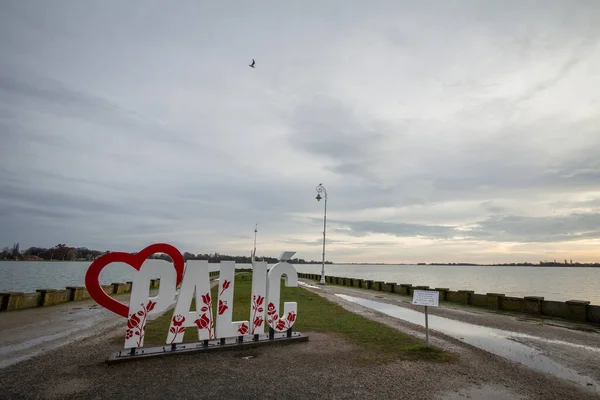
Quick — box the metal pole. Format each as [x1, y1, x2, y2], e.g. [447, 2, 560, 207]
[316, 184, 328, 285]
[425, 306, 429, 347]
[320, 197, 327, 284]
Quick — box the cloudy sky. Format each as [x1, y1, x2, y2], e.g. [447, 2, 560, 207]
[1, 1, 599, 263]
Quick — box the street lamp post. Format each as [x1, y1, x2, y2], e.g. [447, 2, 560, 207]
[315, 183, 328, 284]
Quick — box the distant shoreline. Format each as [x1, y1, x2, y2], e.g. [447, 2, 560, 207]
[1, 259, 599, 267]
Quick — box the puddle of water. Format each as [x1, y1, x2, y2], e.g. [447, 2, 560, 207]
[336, 294, 600, 393]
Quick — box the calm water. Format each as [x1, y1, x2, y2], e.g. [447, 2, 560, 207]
[0, 261, 598, 305]
[293, 264, 600, 305]
[0, 261, 230, 294]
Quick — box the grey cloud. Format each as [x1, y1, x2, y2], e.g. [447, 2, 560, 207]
[329, 212, 600, 243]
[328, 219, 457, 240]
[469, 213, 600, 243]
[1, 1, 600, 262]
[480, 201, 507, 215]
[288, 95, 387, 181]
[0, 71, 191, 146]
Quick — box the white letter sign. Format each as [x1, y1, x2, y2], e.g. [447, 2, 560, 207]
[85, 244, 302, 351]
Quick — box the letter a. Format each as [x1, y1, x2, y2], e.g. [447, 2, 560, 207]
[166, 260, 214, 343]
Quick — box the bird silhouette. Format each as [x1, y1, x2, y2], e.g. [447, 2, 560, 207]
[249, 59, 255, 68]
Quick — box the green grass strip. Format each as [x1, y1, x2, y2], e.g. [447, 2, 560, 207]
[144, 272, 452, 363]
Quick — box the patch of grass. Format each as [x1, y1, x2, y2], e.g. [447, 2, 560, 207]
[142, 273, 452, 363]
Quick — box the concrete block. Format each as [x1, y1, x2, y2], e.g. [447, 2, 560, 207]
[486, 293, 505, 310]
[5, 292, 24, 310]
[36, 289, 70, 306]
[372, 281, 383, 291]
[588, 305, 600, 323]
[398, 284, 412, 296]
[565, 300, 590, 322]
[353, 279, 361, 288]
[541, 300, 568, 319]
[349, 278, 355, 287]
[434, 288, 449, 301]
[523, 296, 544, 314]
[102, 284, 115, 295]
[125, 282, 133, 292]
[470, 293, 488, 307]
[67, 286, 90, 301]
[445, 291, 461, 303]
[21, 293, 42, 309]
[381, 282, 395, 293]
[112, 283, 126, 294]
[502, 297, 525, 312]
[364, 280, 373, 289]
[414, 285, 430, 291]
[154, 278, 161, 288]
[457, 290, 475, 305]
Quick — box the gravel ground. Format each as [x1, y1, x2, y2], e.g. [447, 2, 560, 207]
[314, 282, 600, 383]
[0, 283, 598, 400]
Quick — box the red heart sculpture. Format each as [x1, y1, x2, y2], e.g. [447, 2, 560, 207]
[85, 243, 184, 318]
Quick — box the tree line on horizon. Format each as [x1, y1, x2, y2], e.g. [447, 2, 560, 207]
[0, 243, 106, 261]
[0, 243, 332, 264]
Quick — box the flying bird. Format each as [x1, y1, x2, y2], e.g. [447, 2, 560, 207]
[249, 59, 255, 68]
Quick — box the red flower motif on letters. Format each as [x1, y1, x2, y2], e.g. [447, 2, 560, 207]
[172, 314, 185, 327]
[218, 300, 228, 315]
[194, 313, 210, 330]
[267, 301, 279, 328]
[220, 279, 231, 296]
[126, 300, 156, 347]
[194, 292, 214, 339]
[169, 314, 186, 344]
[286, 311, 296, 330]
[127, 313, 141, 329]
[276, 319, 286, 331]
[238, 322, 249, 335]
[251, 295, 265, 334]
[266, 302, 297, 332]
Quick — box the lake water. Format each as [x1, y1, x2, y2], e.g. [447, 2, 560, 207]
[0, 261, 598, 305]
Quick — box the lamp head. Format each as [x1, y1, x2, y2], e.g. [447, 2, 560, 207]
[316, 193, 322, 201]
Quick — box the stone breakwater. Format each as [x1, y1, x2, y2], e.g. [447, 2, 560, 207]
[297, 273, 600, 325]
[3, 269, 598, 326]
[0, 271, 221, 312]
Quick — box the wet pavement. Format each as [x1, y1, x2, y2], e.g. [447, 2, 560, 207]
[0, 289, 173, 369]
[0, 294, 143, 369]
[298, 281, 322, 290]
[0, 281, 223, 370]
[337, 294, 600, 393]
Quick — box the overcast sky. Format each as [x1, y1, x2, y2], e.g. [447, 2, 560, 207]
[1, 1, 599, 263]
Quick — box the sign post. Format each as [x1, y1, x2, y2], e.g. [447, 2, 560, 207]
[425, 305, 429, 347]
[411, 290, 439, 347]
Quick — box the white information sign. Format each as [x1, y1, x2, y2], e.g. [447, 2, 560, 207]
[412, 290, 439, 307]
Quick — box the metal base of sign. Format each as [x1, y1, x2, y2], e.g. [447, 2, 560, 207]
[107, 332, 309, 365]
